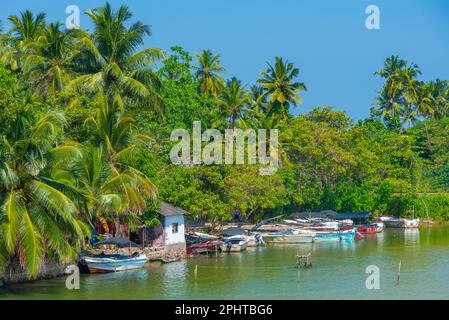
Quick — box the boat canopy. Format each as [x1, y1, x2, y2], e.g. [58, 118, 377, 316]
[221, 227, 246, 237]
[95, 236, 140, 248]
[290, 211, 371, 220]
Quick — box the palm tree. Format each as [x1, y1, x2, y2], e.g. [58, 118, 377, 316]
[401, 63, 421, 132]
[84, 96, 157, 218]
[0, 111, 89, 278]
[23, 22, 75, 96]
[249, 84, 268, 113]
[217, 77, 250, 128]
[0, 10, 46, 71]
[71, 2, 165, 112]
[8, 10, 46, 41]
[428, 79, 449, 119]
[58, 143, 152, 233]
[194, 49, 225, 96]
[374, 56, 407, 118]
[257, 57, 306, 117]
[415, 81, 435, 146]
[375, 55, 421, 133]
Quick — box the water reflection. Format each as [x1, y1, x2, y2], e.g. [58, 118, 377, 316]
[403, 229, 420, 247]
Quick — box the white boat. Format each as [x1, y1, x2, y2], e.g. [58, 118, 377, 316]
[194, 232, 220, 240]
[223, 235, 248, 252]
[261, 230, 316, 244]
[80, 252, 148, 273]
[283, 219, 300, 225]
[380, 217, 420, 229]
[246, 233, 266, 247]
[375, 222, 385, 232]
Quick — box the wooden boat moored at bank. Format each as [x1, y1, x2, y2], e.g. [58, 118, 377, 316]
[79, 252, 148, 273]
[262, 231, 315, 244]
[223, 235, 248, 252]
[380, 217, 420, 229]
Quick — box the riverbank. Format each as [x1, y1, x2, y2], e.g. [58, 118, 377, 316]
[1, 242, 187, 285]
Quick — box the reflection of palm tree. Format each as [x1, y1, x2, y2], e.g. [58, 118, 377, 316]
[257, 57, 306, 117]
[194, 49, 225, 96]
[71, 2, 165, 111]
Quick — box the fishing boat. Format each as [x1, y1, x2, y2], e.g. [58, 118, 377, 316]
[380, 217, 420, 229]
[315, 229, 356, 241]
[194, 232, 220, 241]
[246, 233, 266, 247]
[339, 229, 357, 240]
[222, 235, 248, 252]
[262, 230, 315, 244]
[375, 222, 385, 232]
[356, 224, 378, 234]
[314, 231, 341, 241]
[79, 252, 148, 273]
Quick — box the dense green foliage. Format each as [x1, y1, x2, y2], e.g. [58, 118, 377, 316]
[0, 3, 449, 277]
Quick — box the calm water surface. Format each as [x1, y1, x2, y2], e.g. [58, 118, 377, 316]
[1, 227, 449, 300]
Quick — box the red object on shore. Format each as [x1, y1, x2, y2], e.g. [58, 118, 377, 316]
[186, 242, 222, 255]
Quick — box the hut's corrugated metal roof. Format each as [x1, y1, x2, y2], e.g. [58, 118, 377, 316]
[157, 202, 191, 217]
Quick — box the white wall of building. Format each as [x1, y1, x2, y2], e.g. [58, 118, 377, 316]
[163, 215, 185, 245]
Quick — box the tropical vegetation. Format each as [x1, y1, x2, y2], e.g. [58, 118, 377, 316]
[1, 3, 449, 278]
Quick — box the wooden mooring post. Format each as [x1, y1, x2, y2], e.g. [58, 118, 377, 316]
[296, 253, 312, 283]
[194, 264, 198, 281]
[296, 253, 312, 268]
[397, 260, 401, 287]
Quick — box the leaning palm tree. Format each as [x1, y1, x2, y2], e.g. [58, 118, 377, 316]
[257, 57, 306, 117]
[71, 2, 165, 112]
[217, 77, 250, 128]
[194, 49, 226, 96]
[0, 111, 89, 278]
[0, 10, 46, 71]
[22, 22, 75, 96]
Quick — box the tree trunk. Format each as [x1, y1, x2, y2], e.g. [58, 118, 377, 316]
[245, 204, 260, 221]
[424, 121, 431, 148]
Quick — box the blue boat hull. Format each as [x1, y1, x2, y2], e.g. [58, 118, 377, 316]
[315, 232, 356, 241]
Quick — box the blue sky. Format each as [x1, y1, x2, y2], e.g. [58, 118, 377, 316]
[1, 0, 449, 119]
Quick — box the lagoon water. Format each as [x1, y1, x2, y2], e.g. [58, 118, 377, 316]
[1, 226, 449, 300]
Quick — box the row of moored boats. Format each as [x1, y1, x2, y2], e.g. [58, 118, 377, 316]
[186, 216, 420, 253]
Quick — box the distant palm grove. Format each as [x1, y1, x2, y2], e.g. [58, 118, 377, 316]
[1, 3, 449, 277]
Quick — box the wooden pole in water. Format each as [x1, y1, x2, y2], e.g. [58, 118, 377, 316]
[297, 266, 300, 283]
[397, 260, 401, 287]
[194, 264, 198, 281]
